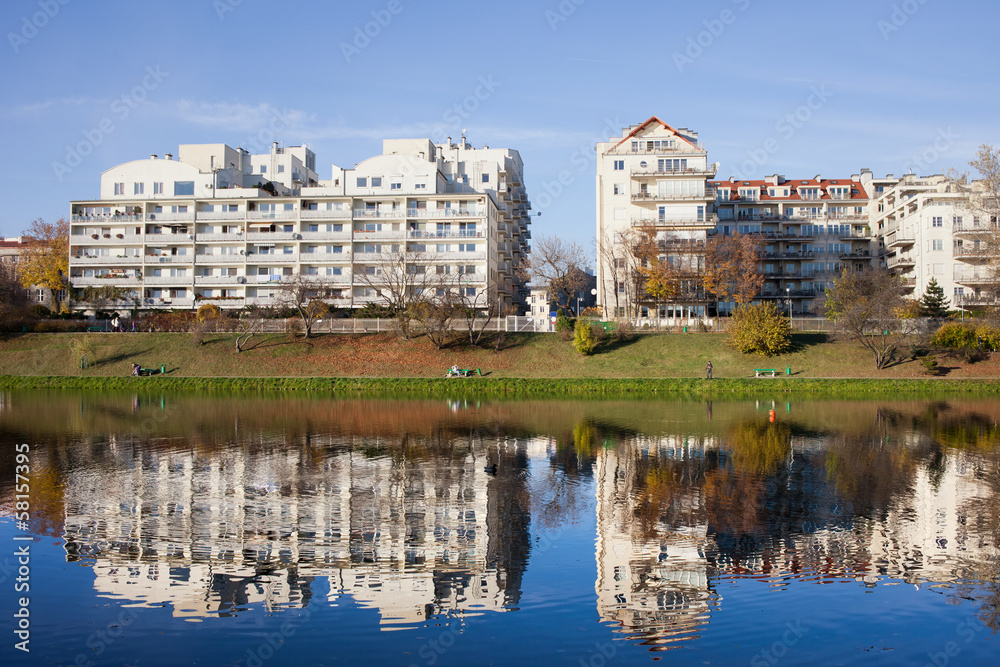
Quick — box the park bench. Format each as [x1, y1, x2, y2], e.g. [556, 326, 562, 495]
[754, 368, 778, 378]
[87, 326, 104, 332]
[446, 368, 482, 378]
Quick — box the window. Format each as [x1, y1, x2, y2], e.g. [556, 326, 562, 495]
[613, 160, 625, 171]
[464, 287, 476, 296]
[617, 282, 626, 294]
[277, 165, 285, 173]
[481, 174, 490, 183]
[133, 182, 144, 195]
[932, 216, 943, 227]
[326, 267, 342, 276]
[174, 181, 194, 196]
[415, 182, 426, 190]
[153, 182, 163, 195]
[391, 182, 402, 190]
[371, 177, 382, 187]
[953, 216, 963, 227]
[329, 245, 344, 254]
[114, 182, 125, 195]
[613, 183, 624, 195]
[260, 165, 267, 173]
[932, 240, 943, 251]
[357, 177, 368, 187]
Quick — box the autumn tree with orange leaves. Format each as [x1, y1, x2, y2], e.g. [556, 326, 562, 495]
[19, 218, 69, 312]
[703, 232, 765, 308]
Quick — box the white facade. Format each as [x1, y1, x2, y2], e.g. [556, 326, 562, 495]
[68, 138, 530, 312]
[873, 174, 989, 310]
[595, 117, 718, 320]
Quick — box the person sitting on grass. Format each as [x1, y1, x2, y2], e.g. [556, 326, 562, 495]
[131, 363, 140, 377]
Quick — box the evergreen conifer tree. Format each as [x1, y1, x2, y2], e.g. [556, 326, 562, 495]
[918, 277, 950, 318]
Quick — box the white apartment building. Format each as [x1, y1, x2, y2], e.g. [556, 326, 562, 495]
[595, 117, 718, 321]
[873, 173, 993, 311]
[68, 137, 531, 313]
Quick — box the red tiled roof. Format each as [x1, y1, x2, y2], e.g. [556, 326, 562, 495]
[708, 178, 869, 202]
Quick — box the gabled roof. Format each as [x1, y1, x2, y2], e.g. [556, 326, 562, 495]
[613, 116, 699, 150]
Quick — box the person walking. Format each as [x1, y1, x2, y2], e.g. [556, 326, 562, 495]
[706, 360, 713, 380]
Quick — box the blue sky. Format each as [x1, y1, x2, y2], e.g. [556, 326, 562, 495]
[1, 0, 997, 253]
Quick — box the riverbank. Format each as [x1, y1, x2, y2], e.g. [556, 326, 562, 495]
[1, 374, 1000, 398]
[1, 330, 999, 396]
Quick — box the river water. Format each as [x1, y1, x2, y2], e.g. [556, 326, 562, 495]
[1, 391, 998, 665]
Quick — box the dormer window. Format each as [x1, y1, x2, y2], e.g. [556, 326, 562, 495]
[739, 188, 758, 201]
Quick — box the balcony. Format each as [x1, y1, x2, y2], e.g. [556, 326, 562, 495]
[407, 229, 485, 239]
[839, 229, 873, 241]
[301, 209, 352, 219]
[145, 212, 194, 222]
[195, 275, 245, 285]
[144, 275, 193, 285]
[197, 232, 244, 242]
[71, 255, 141, 265]
[885, 235, 915, 249]
[954, 246, 997, 259]
[405, 207, 487, 219]
[143, 298, 195, 309]
[953, 223, 996, 236]
[195, 297, 246, 308]
[247, 210, 297, 221]
[353, 229, 403, 240]
[632, 215, 719, 227]
[886, 254, 915, 269]
[195, 254, 245, 264]
[246, 252, 299, 263]
[246, 231, 298, 242]
[298, 230, 351, 241]
[631, 187, 715, 202]
[78, 233, 144, 244]
[196, 210, 245, 221]
[954, 270, 997, 285]
[839, 251, 874, 260]
[144, 255, 194, 265]
[145, 232, 194, 242]
[71, 214, 144, 224]
[630, 166, 717, 178]
[70, 276, 142, 287]
[353, 208, 404, 219]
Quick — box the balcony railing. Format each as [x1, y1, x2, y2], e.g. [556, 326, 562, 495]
[406, 230, 484, 239]
[885, 236, 915, 249]
[194, 275, 245, 285]
[630, 166, 716, 177]
[71, 214, 143, 223]
[954, 246, 997, 258]
[196, 210, 245, 221]
[196, 233, 244, 242]
[77, 233, 144, 244]
[405, 208, 486, 218]
[631, 188, 715, 201]
[195, 254, 245, 263]
[246, 231, 297, 242]
[144, 255, 194, 265]
[70, 276, 142, 286]
[145, 212, 194, 222]
[300, 209, 352, 219]
[247, 210, 297, 221]
[143, 276, 193, 285]
[353, 209, 404, 219]
[632, 215, 718, 226]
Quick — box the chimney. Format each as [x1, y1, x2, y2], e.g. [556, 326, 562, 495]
[446, 137, 452, 147]
[150, 154, 157, 160]
[164, 153, 173, 161]
[272, 141, 278, 153]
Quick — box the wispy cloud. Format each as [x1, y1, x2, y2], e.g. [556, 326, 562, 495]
[2, 97, 92, 118]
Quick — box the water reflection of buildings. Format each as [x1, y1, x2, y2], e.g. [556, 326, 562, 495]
[594, 436, 718, 650]
[592, 429, 1000, 650]
[62, 437, 529, 625]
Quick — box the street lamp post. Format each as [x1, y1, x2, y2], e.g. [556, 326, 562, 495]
[786, 286, 792, 321]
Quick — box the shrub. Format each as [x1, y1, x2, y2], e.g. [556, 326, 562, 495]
[572, 319, 598, 355]
[920, 355, 939, 375]
[556, 313, 575, 341]
[930, 322, 976, 349]
[614, 318, 634, 343]
[728, 302, 792, 356]
[197, 303, 221, 323]
[975, 324, 1000, 351]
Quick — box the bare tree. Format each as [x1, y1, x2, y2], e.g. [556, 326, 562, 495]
[824, 267, 910, 369]
[235, 305, 267, 353]
[274, 274, 333, 339]
[598, 229, 646, 319]
[521, 234, 589, 310]
[455, 275, 500, 346]
[354, 246, 444, 339]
